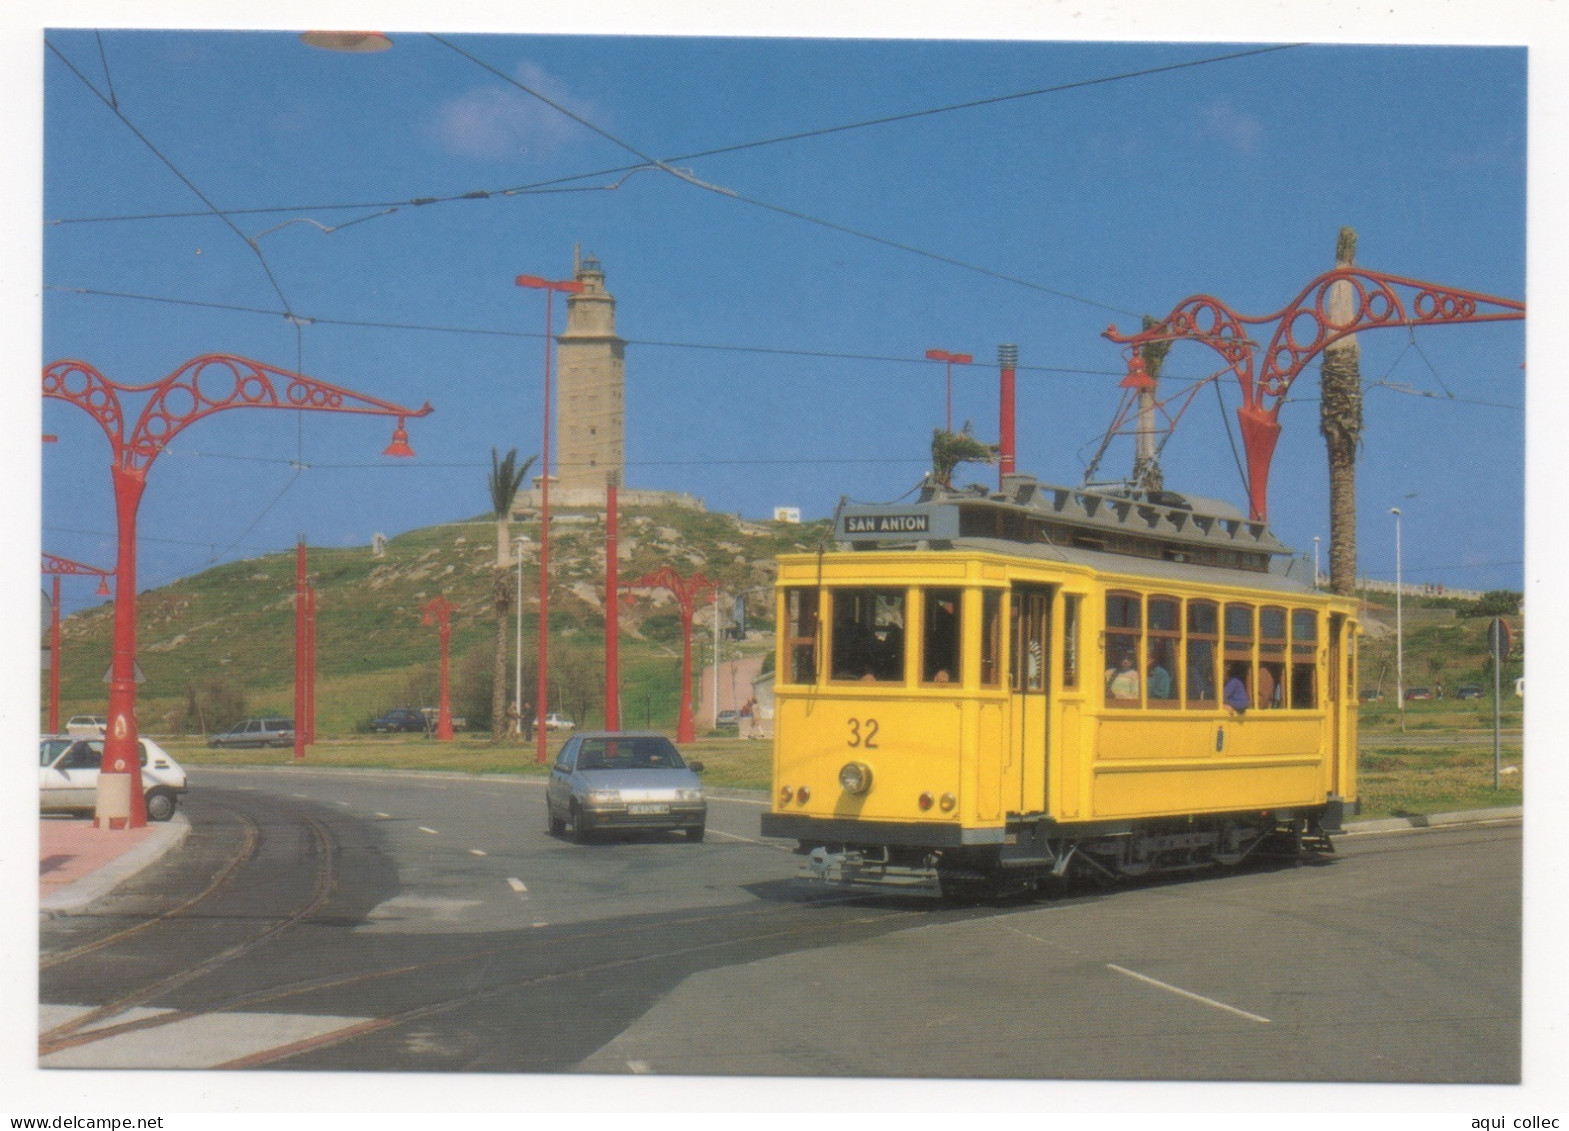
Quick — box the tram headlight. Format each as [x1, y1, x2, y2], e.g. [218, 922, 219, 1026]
[940, 793, 957, 812]
[838, 761, 873, 795]
[779, 786, 794, 805]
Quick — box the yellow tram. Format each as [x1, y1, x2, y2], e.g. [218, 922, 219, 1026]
[762, 474, 1359, 895]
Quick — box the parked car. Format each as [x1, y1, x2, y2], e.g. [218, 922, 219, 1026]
[65, 715, 107, 738]
[1404, 687, 1434, 701]
[715, 710, 740, 729]
[1456, 685, 1484, 700]
[208, 717, 295, 748]
[40, 735, 187, 821]
[547, 731, 706, 843]
[543, 713, 576, 731]
[1359, 689, 1384, 702]
[372, 708, 429, 733]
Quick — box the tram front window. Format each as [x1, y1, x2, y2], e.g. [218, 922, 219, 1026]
[831, 588, 906, 682]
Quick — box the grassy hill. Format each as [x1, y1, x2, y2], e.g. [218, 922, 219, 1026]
[45, 504, 831, 737]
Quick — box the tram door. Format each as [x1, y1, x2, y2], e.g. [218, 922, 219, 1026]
[1009, 584, 1053, 814]
[1328, 612, 1345, 796]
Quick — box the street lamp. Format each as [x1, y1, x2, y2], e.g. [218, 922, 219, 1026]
[925, 348, 973, 433]
[516, 272, 585, 765]
[514, 535, 527, 743]
[627, 567, 717, 743]
[43, 353, 430, 827]
[1391, 507, 1404, 732]
[41, 553, 113, 735]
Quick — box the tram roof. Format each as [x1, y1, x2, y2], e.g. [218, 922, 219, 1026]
[830, 475, 1318, 594]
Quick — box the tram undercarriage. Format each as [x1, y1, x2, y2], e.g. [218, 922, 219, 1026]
[797, 809, 1340, 899]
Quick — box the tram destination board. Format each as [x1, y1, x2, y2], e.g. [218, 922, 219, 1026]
[839, 506, 956, 540]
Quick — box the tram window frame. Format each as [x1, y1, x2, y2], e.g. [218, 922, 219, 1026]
[1062, 593, 1081, 691]
[1224, 602, 1255, 706]
[979, 589, 1003, 689]
[1258, 606, 1287, 709]
[1147, 595, 1180, 707]
[1291, 608, 1318, 708]
[1104, 590, 1142, 707]
[784, 587, 820, 685]
[829, 587, 907, 684]
[1186, 599, 1219, 708]
[921, 588, 964, 686]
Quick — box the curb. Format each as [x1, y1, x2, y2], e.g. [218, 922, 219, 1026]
[1342, 806, 1521, 835]
[39, 814, 192, 918]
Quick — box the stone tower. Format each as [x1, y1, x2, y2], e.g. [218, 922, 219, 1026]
[554, 248, 625, 504]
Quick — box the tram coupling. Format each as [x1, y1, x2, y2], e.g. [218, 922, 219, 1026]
[801, 845, 943, 896]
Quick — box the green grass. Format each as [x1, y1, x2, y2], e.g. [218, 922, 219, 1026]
[1355, 745, 1523, 819]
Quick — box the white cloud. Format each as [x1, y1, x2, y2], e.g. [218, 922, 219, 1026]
[1199, 101, 1264, 154]
[425, 61, 602, 162]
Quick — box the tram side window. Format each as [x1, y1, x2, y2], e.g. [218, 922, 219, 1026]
[1224, 603, 1255, 706]
[1186, 600, 1219, 707]
[980, 590, 1003, 688]
[831, 588, 906, 682]
[1062, 594, 1081, 690]
[1258, 606, 1286, 709]
[922, 588, 963, 684]
[1147, 596, 1180, 706]
[785, 588, 819, 685]
[1291, 609, 1318, 708]
[1104, 591, 1141, 706]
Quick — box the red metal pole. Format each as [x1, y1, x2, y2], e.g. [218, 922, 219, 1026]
[537, 286, 553, 766]
[677, 599, 697, 744]
[605, 473, 621, 731]
[294, 538, 307, 762]
[49, 576, 61, 735]
[998, 344, 1018, 486]
[306, 584, 317, 744]
[100, 464, 148, 828]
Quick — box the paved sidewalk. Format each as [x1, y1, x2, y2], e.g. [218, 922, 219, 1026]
[39, 815, 190, 916]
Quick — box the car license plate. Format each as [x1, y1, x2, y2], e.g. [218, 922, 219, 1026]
[628, 803, 669, 815]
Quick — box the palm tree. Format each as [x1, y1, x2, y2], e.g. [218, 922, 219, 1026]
[930, 421, 999, 488]
[488, 448, 537, 741]
[1321, 228, 1363, 596]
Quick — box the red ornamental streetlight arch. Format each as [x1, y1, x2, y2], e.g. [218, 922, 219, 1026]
[41, 553, 113, 736]
[43, 353, 431, 827]
[626, 567, 717, 744]
[1101, 267, 1524, 522]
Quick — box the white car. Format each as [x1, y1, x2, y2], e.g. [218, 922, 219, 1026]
[40, 735, 188, 821]
[65, 715, 107, 738]
[544, 714, 576, 731]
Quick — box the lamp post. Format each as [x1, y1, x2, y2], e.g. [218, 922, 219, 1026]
[925, 348, 973, 433]
[41, 553, 113, 735]
[513, 535, 527, 743]
[1391, 507, 1405, 732]
[43, 354, 430, 827]
[627, 567, 717, 743]
[515, 272, 585, 765]
[605, 472, 621, 731]
[422, 596, 455, 741]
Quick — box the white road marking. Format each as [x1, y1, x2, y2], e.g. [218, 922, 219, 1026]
[507, 878, 528, 893]
[469, 848, 488, 856]
[418, 826, 439, 835]
[627, 1060, 653, 1074]
[376, 812, 392, 818]
[1105, 964, 1271, 1024]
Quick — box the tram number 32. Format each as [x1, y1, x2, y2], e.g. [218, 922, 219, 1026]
[847, 718, 880, 748]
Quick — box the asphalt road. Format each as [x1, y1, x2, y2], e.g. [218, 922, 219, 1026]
[38, 767, 1521, 1082]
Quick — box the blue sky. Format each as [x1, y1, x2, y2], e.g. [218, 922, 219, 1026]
[32, 26, 1536, 619]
